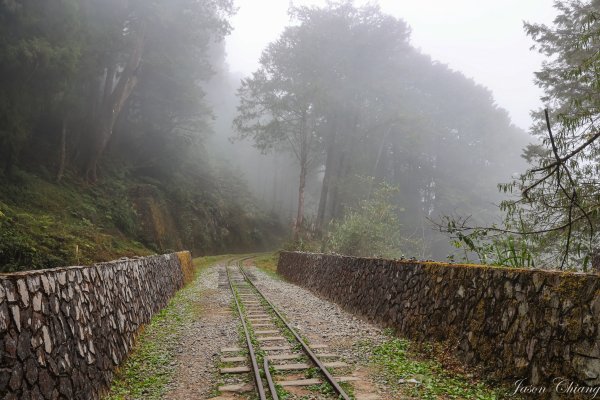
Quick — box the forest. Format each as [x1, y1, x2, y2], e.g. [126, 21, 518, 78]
[0, 0, 597, 271]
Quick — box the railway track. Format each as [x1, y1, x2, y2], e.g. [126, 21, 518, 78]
[217, 258, 354, 399]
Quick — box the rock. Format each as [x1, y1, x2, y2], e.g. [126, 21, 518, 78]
[29, 386, 41, 400]
[8, 363, 23, 391]
[0, 301, 9, 333]
[38, 368, 54, 399]
[4, 281, 16, 302]
[26, 276, 40, 293]
[17, 280, 29, 308]
[278, 251, 600, 388]
[5, 333, 17, 358]
[573, 340, 600, 359]
[31, 332, 44, 349]
[573, 355, 600, 385]
[11, 305, 21, 332]
[32, 293, 42, 312]
[47, 276, 56, 294]
[398, 378, 421, 384]
[0, 251, 194, 399]
[0, 367, 11, 392]
[17, 330, 32, 361]
[526, 338, 537, 361]
[31, 312, 43, 333]
[42, 326, 52, 354]
[57, 272, 67, 286]
[40, 275, 50, 295]
[24, 358, 38, 385]
[59, 377, 72, 398]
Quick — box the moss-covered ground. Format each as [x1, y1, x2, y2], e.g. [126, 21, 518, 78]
[361, 330, 518, 399]
[0, 167, 283, 273]
[0, 171, 153, 272]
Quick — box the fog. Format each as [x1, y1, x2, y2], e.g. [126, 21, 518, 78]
[0, 0, 576, 268]
[227, 0, 557, 130]
[203, 0, 549, 258]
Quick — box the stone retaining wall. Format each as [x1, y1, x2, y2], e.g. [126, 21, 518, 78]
[0, 251, 193, 399]
[278, 251, 600, 387]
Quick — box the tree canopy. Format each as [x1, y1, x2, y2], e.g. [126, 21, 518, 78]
[235, 1, 528, 258]
[443, 0, 600, 269]
[0, 0, 285, 271]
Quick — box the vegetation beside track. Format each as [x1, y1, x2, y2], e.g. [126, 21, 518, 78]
[252, 252, 280, 277]
[365, 330, 516, 399]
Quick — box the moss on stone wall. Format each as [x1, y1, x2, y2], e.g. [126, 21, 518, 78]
[278, 251, 600, 391]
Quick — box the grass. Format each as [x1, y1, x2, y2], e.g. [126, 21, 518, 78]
[193, 254, 233, 270]
[103, 255, 229, 400]
[252, 252, 280, 278]
[367, 330, 513, 400]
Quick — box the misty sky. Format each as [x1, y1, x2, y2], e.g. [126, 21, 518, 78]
[225, 0, 558, 131]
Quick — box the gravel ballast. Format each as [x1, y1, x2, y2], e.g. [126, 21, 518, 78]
[247, 265, 391, 400]
[165, 263, 241, 400]
[164, 261, 394, 399]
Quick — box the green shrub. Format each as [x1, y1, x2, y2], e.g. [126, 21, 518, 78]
[325, 183, 404, 258]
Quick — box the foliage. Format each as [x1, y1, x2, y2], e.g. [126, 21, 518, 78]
[233, 13, 328, 233]
[0, 0, 235, 176]
[0, 1, 288, 271]
[0, 0, 82, 172]
[237, 1, 528, 259]
[369, 333, 510, 399]
[442, 216, 536, 268]
[0, 170, 281, 272]
[114, 0, 234, 177]
[503, 1, 600, 268]
[252, 252, 279, 274]
[325, 183, 407, 258]
[441, 1, 600, 270]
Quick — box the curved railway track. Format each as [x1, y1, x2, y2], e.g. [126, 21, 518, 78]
[218, 258, 352, 399]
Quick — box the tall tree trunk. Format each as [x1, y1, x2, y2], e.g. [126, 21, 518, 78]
[329, 112, 360, 219]
[294, 111, 308, 239]
[295, 159, 307, 238]
[316, 117, 338, 231]
[368, 125, 394, 198]
[271, 155, 279, 213]
[56, 117, 67, 182]
[328, 151, 345, 220]
[85, 27, 145, 182]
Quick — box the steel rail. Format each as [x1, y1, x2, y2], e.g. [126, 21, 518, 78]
[235, 261, 351, 400]
[263, 358, 279, 400]
[226, 264, 267, 400]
